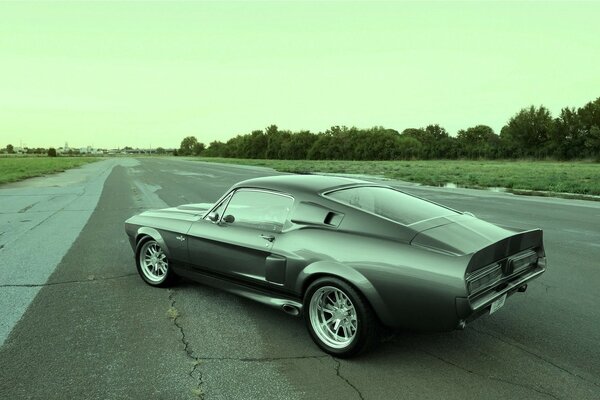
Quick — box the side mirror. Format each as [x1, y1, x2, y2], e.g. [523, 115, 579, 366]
[223, 214, 235, 224]
[208, 212, 219, 222]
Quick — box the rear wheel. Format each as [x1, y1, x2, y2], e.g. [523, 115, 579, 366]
[136, 239, 177, 287]
[304, 277, 379, 357]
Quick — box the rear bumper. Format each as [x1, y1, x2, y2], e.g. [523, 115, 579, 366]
[455, 265, 546, 326]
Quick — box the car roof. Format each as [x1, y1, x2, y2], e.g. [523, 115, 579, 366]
[233, 174, 379, 195]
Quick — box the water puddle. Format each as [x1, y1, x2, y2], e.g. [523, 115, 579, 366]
[442, 182, 507, 193]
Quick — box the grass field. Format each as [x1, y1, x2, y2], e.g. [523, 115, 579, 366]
[194, 157, 600, 196]
[0, 157, 100, 185]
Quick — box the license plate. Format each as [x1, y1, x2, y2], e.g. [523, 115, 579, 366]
[490, 294, 507, 314]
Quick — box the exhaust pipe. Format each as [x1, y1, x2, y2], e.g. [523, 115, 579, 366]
[518, 284, 528, 293]
[281, 304, 300, 316]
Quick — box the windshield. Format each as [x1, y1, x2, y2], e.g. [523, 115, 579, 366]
[326, 186, 457, 225]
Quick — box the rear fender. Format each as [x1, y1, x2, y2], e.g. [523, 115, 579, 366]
[295, 261, 394, 325]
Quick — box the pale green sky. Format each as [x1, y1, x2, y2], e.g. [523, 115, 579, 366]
[1, 1, 599, 149]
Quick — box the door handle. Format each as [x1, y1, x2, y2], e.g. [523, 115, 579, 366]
[260, 234, 275, 242]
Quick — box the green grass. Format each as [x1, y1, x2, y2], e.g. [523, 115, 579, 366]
[192, 157, 600, 196]
[0, 157, 100, 185]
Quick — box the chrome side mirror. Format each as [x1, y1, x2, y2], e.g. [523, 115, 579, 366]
[208, 212, 219, 222]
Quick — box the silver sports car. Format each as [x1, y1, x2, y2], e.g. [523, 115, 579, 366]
[124, 175, 546, 357]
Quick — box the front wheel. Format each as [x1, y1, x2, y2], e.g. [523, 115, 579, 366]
[304, 277, 379, 357]
[136, 238, 177, 287]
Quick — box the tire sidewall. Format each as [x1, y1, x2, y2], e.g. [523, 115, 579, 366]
[303, 277, 370, 357]
[136, 238, 172, 287]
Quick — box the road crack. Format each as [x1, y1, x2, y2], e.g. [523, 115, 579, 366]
[472, 327, 600, 389]
[0, 273, 137, 288]
[179, 355, 328, 362]
[163, 292, 362, 399]
[18, 201, 39, 213]
[420, 349, 560, 400]
[168, 289, 204, 399]
[331, 357, 365, 400]
[536, 282, 556, 293]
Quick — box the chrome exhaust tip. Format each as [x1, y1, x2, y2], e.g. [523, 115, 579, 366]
[281, 304, 300, 316]
[518, 284, 528, 293]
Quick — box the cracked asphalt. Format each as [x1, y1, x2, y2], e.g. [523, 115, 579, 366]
[1, 157, 599, 399]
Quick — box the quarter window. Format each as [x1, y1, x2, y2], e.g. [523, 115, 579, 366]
[222, 190, 293, 232]
[326, 186, 457, 225]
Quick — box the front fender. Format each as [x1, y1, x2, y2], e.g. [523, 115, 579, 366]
[295, 261, 395, 326]
[135, 227, 172, 258]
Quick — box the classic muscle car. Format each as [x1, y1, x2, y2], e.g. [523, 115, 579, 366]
[124, 174, 546, 357]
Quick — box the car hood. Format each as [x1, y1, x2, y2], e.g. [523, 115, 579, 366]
[410, 215, 516, 255]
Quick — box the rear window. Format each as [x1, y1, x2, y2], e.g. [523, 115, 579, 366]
[326, 186, 457, 225]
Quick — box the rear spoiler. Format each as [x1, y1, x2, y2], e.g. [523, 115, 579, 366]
[466, 229, 544, 273]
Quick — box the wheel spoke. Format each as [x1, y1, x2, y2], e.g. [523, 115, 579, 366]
[333, 319, 341, 332]
[323, 314, 334, 323]
[139, 241, 171, 283]
[309, 286, 359, 350]
[326, 293, 335, 306]
[334, 290, 342, 305]
[342, 325, 350, 339]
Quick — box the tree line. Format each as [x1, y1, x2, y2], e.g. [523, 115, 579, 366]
[178, 96, 599, 161]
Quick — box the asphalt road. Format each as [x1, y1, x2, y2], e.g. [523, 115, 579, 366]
[1, 157, 599, 399]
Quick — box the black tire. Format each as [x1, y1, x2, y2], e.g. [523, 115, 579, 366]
[304, 277, 379, 357]
[135, 237, 177, 287]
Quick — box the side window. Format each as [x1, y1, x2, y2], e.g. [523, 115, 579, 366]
[222, 190, 293, 232]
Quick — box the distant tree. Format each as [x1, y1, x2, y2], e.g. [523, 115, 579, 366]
[192, 142, 205, 156]
[396, 136, 423, 159]
[223, 135, 246, 158]
[172, 149, 179, 156]
[500, 106, 553, 158]
[6, 144, 14, 154]
[551, 107, 584, 159]
[203, 141, 226, 157]
[456, 125, 500, 159]
[577, 97, 600, 159]
[307, 131, 335, 160]
[173, 95, 599, 162]
[401, 125, 452, 159]
[179, 136, 199, 156]
[155, 147, 166, 154]
[280, 131, 317, 159]
[239, 130, 267, 159]
[264, 125, 294, 159]
[47, 148, 57, 157]
[585, 126, 600, 160]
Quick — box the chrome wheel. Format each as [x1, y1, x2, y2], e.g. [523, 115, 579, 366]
[309, 286, 358, 349]
[139, 240, 169, 283]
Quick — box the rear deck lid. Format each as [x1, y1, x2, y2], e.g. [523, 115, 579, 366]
[410, 215, 517, 256]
